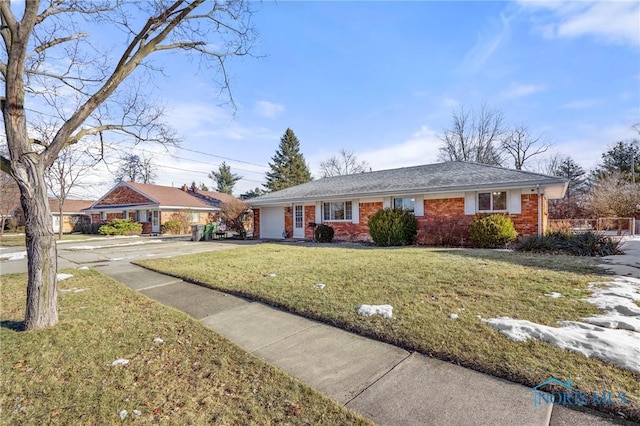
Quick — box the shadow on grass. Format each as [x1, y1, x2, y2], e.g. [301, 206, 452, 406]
[0, 320, 25, 331]
[430, 248, 608, 276]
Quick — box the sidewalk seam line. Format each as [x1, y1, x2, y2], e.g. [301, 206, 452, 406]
[343, 351, 413, 407]
[249, 323, 320, 353]
[136, 279, 183, 291]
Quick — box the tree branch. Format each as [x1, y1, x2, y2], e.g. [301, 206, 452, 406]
[34, 32, 89, 54]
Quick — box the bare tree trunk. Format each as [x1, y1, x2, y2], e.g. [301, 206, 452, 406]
[18, 162, 58, 329]
[58, 202, 63, 240]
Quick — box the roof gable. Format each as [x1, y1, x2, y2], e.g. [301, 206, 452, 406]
[251, 162, 568, 205]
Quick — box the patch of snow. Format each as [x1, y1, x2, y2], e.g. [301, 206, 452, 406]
[111, 358, 129, 366]
[110, 257, 125, 261]
[56, 273, 73, 281]
[484, 276, 640, 373]
[133, 409, 141, 416]
[153, 337, 164, 344]
[119, 410, 128, 420]
[357, 304, 393, 319]
[476, 315, 482, 320]
[67, 240, 165, 251]
[450, 313, 459, 320]
[494, 249, 514, 252]
[59, 287, 87, 294]
[146, 253, 156, 257]
[544, 292, 563, 298]
[0, 251, 26, 261]
[78, 266, 90, 270]
[313, 283, 325, 289]
[266, 273, 276, 278]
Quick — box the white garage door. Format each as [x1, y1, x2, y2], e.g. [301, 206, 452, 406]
[260, 207, 285, 239]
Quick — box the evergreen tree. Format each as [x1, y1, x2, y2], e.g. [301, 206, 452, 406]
[594, 140, 640, 182]
[265, 128, 313, 191]
[240, 187, 266, 199]
[209, 162, 242, 195]
[552, 157, 586, 198]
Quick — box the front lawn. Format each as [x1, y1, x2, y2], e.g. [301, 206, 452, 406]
[0, 233, 97, 247]
[0, 270, 370, 425]
[137, 244, 640, 420]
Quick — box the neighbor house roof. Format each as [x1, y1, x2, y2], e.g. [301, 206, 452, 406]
[250, 161, 568, 205]
[48, 199, 94, 214]
[87, 181, 239, 211]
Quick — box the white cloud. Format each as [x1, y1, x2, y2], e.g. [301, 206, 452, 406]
[500, 83, 546, 99]
[359, 126, 441, 171]
[559, 99, 601, 109]
[254, 100, 285, 118]
[521, 1, 640, 47]
[459, 12, 515, 74]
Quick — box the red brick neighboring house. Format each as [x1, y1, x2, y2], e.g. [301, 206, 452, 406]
[250, 162, 568, 244]
[49, 199, 94, 233]
[84, 182, 235, 234]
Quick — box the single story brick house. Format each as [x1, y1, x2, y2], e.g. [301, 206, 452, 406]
[49, 199, 94, 233]
[249, 162, 568, 244]
[84, 182, 236, 234]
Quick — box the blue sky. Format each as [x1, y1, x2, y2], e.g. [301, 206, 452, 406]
[16, 1, 640, 196]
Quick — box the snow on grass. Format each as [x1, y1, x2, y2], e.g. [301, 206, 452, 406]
[449, 313, 459, 320]
[56, 273, 74, 281]
[485, 276, 640, 373]
[357, 304, 393, 319]
[544, 292, 563, 298]
[110, 358, 129, 366]
[314, 283, 326, 289]
[60, 287, 88, 294]
[0, 251, 26, 261]
[78, 266, 90, 270]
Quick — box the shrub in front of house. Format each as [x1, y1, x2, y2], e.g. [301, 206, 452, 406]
[516, 230, 622, 256]
[368, 208, 418, 247]
[314, 224, 334, 243]
[79, 223, 101, 234]
[161, 219, 183, 235]
[98, 219, 142, 236]
[468, 214, 517, 248]
[426, 216, 468, 247]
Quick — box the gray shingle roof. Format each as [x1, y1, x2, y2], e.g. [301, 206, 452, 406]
[250, 161, 567, 205]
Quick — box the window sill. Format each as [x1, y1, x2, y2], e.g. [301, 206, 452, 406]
[323, 219, 353, 223]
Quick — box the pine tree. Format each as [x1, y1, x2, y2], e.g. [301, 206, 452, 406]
[265, 128, 312, 191]
[594, 140, 640, 183]
[209, 162, 242, 195]
[552, 157, 586, 198]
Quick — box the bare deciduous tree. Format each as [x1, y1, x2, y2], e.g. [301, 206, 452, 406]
[438, 104, 505, 165]
[0, 170, 20, 236]
[587, 172, 640, 234]
[45, 145, 94, 239]
[501, 124, 550, 170]
[114, 154, 157, 184]
[1, 1, 255, 329]
[319, 149, 369, 177]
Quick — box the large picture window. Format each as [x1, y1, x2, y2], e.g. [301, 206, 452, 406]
[478, 191, 507, 211]
[323, 201, 352, 221]
[393, 197, 415, 213]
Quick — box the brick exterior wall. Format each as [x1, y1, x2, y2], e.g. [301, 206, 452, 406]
[284, 207, 293, 238]
[253, 208, 260, 238]
[95, 186, 152, 206]
[304, 205, 315, 239]
[252, 195, 545, 243]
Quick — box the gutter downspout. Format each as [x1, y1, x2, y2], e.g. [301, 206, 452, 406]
[537, 184, 542, 237]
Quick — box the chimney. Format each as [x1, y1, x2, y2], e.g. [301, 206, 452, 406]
[181, 184, 189, 192]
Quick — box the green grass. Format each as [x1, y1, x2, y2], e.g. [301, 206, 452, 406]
[0, 270, 370, 425]
[137, 243, 640, 420]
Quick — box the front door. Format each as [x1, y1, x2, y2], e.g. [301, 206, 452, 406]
[293, 205, 304, 238]
[152, 211, 160, 233]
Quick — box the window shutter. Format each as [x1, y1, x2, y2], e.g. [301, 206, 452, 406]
[352, 200, 359, 224]
[413, 195, 424, 216]
[509, 191, 522, 214]
[383, 197, 391, 209]
[464, 192, 476, 215]
[315, 202, 322, 223]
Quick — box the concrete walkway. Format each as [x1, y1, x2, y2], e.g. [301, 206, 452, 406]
[92, 258, 636, 426]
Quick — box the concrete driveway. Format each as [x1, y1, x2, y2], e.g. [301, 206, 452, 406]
[0, 236, 257, 275]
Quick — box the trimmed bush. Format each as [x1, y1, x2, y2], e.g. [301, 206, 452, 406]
[79, 223, 101, 234]
[468, 214, 517, 248]
[98, 219, 142, 236]
[314, 224, 334, 243]
[161, 219, 183, 235]
[368, 208, 418, 247]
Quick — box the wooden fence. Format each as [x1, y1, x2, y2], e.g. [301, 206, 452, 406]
[548, 217, 636, 236]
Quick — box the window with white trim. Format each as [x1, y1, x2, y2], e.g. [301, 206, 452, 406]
[100, 211, 106, 221]
[478, 191, 507, 212]
[323, 201, 352, 221]
[393, 197, 415, 213]
[189, 212, 199, 222]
